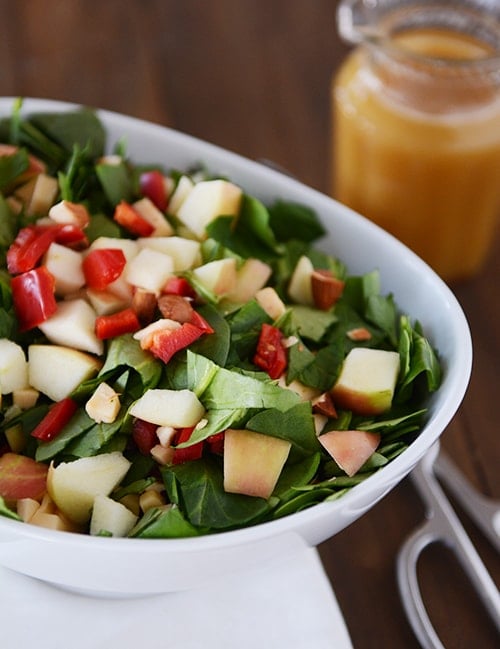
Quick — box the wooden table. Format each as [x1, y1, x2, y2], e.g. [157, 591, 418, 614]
[3, 1, 499, 646]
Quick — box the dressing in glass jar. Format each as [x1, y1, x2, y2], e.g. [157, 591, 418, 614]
[332, 0, 500, 282]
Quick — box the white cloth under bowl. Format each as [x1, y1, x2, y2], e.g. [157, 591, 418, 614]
[0, 546, 352, 649]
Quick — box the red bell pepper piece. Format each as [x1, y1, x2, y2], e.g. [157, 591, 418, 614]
[172, 426, 204, 465]
[82, 248, 126, 290]
[31, 397, 78, 441]
[53, 223, 88, 249]
[11, 266, 57, 331]
[113, 201, 155, 237]
[253, 323, 287, 380]
[206, 431, 225, 455]
[162, 276, 196, 299]
[132, 418, 158, 455]
[0, 453, 48, 504]
[139, 170, 169, 212]
[7, 223, 88, 274]
[148, 321, 206, 364]
[95, 307, 141, 340]
[7, 225, 58, 274]
[189, 309, 214, 334]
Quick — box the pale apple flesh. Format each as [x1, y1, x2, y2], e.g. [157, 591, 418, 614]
[223, 429, 291, 499]
[47, 452, 131, 525]
[319, 429, 381, 477]
[331, 348, 400, 416]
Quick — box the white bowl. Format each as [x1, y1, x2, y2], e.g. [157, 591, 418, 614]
[0, 98, 472, 596]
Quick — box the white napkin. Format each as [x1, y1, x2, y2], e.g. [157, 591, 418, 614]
[0, 546, 352, 649]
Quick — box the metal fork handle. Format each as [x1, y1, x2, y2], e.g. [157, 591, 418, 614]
[434, 452, 500, 553]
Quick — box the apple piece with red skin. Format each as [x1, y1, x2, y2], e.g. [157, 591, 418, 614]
[0, 453, 48, 506]
[318, 429, 381, 477]
[47, 452, 131, 525]
[223, 429, 291, 499]
[331, 348, 400, 416]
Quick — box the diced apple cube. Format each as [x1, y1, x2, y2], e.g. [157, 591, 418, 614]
[176, 179, 242, 239]
[88, 236, 139, 261]
[12, 388, 39, 410]
[125, 248, 174, 294]
[288, 255, 314, 306]
[14, 173, 59, 215]
[192, 258, 237, 296]
[44, 242, 85, 296]
[255, 287, 287, 320]
[225, 258, 272, 303]
[319, 429, 381, 476]
[86, 288, 130, 315]
[47, 452, 131, 524]
[132, 197, 174, 236]
[331, 348, 400, 415]
[223, 429, 291, 499]
[0, 339, 29, 394]
[129, 389, 205, 428]
[85, 382, 121, 423]
[137, 236, 201, 271]
[38, 298, 103, 356]
[90, 494, 138, 537]
[167, 175, 194, 215]
[48, 200, 90, 228]
[28, 344, 101, 402]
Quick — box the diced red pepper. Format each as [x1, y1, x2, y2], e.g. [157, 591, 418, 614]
[95, 307, 141, 339]
[139, 170, 168, 212]
[148, 321, 206, 364]
[132, 418, 158, 455]
[162, 276, 196, 299]
[53, 223, 88, 249]
[189, 309, 214, 334]
[7, 225, 58, 274]
[206, 431, 225, 455]
[0, 453, 48, 504]
[113, 200, 155, 237]
[11, 266, 57, 331]
[31, 398, 78, 441]
[7, 223, 88, 274]
[82, 248, 126, 290]
[253, 323, 287, 380]
[172, 426, 204, 465]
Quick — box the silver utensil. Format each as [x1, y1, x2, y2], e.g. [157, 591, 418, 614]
[397, 441, 500, 649]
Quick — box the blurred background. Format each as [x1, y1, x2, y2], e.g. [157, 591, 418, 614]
[1, 1, 498, 647]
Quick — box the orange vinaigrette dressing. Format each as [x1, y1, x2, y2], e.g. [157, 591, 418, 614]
[332, 28, 500, 281]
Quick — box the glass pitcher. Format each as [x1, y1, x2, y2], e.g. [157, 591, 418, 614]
[331, 0, 500, 282]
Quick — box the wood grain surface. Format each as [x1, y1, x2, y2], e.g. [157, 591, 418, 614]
[1, 1, 498, 646]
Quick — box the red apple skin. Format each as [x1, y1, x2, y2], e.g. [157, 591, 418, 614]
[223, 429, 291, 499]
[319, 430, 381, 477]
[0, 453, 48, 506]
[330, 384, 392, 416]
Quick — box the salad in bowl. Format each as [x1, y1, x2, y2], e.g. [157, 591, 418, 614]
[0, 98, 471, 595]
